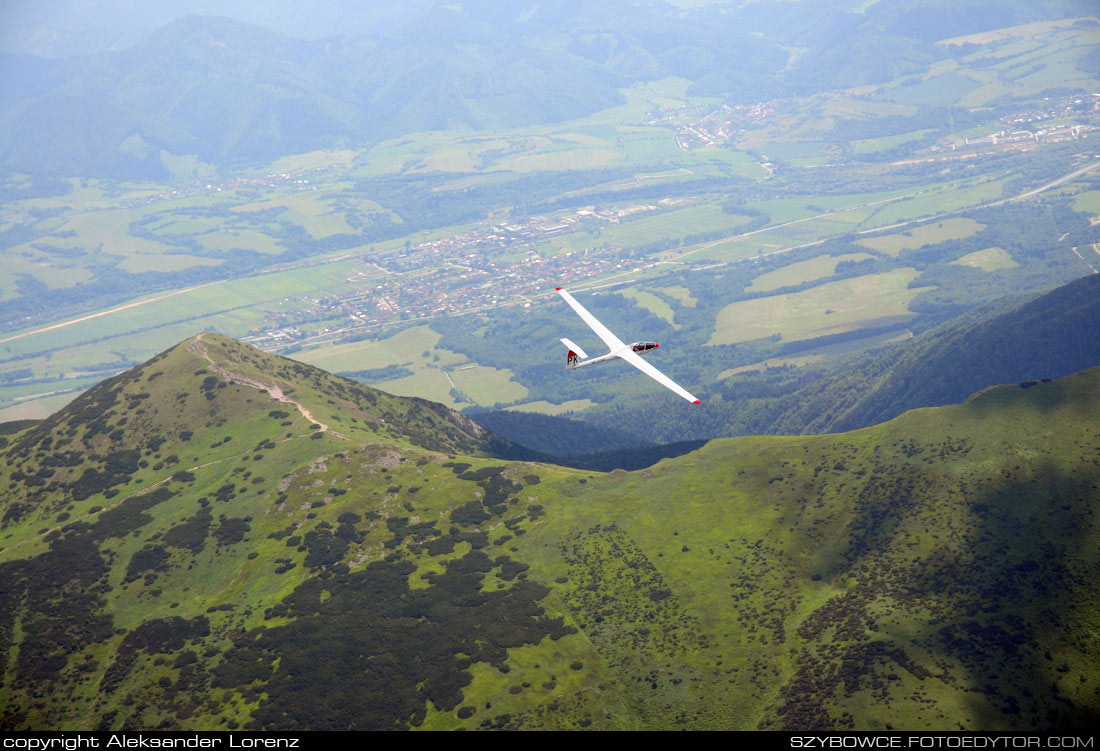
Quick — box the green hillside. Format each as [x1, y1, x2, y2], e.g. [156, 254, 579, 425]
[1, 334, 1098, 730]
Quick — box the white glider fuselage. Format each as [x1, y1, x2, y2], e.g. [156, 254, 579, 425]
[556, 287, 700, 405]
[567, 341, 658, 368]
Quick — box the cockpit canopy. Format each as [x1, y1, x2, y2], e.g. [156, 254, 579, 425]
[630, 341, 659, 353]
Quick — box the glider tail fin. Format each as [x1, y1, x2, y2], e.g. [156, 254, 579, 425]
[560, 337, 588, 370]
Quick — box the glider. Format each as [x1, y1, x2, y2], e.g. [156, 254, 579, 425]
[556, 287, 701, 405]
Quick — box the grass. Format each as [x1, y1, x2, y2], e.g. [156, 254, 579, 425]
[196, 229, 282, 255]
[655, 285, 697, 307]
[857, 218, 985, 256]
[230, 193, 355, 238]
[2, 333, 1099, 730]
[951, 247, 1019, 272]
[708, 268, 932, 346]
[291, 325, 466, 374]
[850, 129, 937, 154]
[617, 288, 679, 327]
[264, 149, 358, 175]
[0, 257, 93, 295]
[938, 17, 1089, 46]
[748, 253, 874, 292]
[450, 364, 528, 406]
[3, 261, 364, 358]
[760, 142, 834, 161]
[1072, 189, 1100, 215]
[862, 178, 1011, 228]
[292, 325, 530, 408]
[0, 390, 89, 422]
[367, 365, 460, 408]
[885, 71, 981, 108]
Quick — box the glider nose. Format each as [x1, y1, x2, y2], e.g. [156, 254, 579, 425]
[655, 343, 659, 348]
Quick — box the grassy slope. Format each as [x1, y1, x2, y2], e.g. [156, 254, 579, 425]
[0, 336, 1097, 731]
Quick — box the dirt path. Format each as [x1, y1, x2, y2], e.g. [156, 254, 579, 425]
[0, 334, 352, 559]
[188, 332, 348, 440]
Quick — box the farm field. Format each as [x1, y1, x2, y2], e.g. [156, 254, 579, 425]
[850, 129, 937, 154]
[291, 325, 466, 374]
[616, 287, 679, 327]
[708, 268, 933, 346]
[857, 217, 986, 255]
[368, 365, 460, 409]
[1072, 189, 1100, 214]
[951, 247, 1019, 271]
[748, 253, 874, 292]
[450, 364, 529, 406]
[0, 391, 83, 423]
[2, 142, 1090, 420]
[655, 285, 697, 307]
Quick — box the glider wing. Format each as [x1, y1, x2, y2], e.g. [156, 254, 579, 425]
[556, 287, 625, 352]
[619, 349, 701, 405]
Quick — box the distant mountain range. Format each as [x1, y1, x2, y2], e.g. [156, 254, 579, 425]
[1, 329, 1098, 730]
[2, 0, 1094, 179]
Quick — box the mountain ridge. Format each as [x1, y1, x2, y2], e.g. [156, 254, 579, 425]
[0, 331, 1097, 730]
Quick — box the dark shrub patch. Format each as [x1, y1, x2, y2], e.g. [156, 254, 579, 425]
[163, 509, 213, 553]
[216, 551, 573, 730]
[213, 516, 251, 546]
[89, 487, 175, 541]
[124, 545, 171, 583]
[450, 501, 490, 527]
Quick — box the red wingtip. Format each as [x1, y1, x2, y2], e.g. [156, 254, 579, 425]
[692, 400, 701, 405]
[555, 287, 562, 291]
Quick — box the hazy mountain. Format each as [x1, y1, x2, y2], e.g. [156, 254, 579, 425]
[19, 0, 1098, 177]
[1, 332, 1097, 730]
[0, 0, 437, 56]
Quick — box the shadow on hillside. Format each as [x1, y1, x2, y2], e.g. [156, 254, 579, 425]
[774, 451, 1100, 731]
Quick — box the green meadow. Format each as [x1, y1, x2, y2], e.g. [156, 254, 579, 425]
[709, 268, 932, 346]
[748, 252, 874, 292]
[857, 217, 985, 256]
[951, 247, 1019, 271]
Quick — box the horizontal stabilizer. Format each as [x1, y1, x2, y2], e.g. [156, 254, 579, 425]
[560, 338, 588, 359]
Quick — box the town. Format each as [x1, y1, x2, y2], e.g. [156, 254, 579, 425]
[241, 204, 661, 353]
